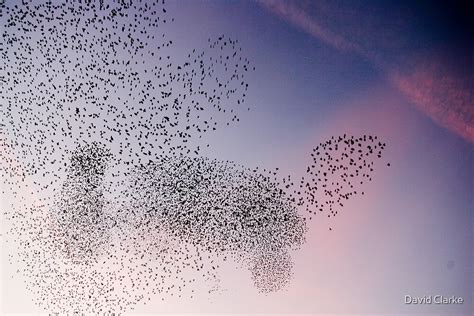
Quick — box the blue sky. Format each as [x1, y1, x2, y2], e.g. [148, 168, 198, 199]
[1, 1, 472, 314]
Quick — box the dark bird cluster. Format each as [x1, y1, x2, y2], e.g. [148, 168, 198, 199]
[6, 142, 306, 313]
[1, 0, 390, 314]
[0, 0, 253, 200]
[51, 141, 114, 264]
[127, 154, 307, 293]
[3, 135, 388, 312]
[295, 134, 388, 223]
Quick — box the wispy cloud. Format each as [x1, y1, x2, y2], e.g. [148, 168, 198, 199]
[258, 0, 364, 55]
[258, 0, 473, 142]
[391, 62, 473, 142]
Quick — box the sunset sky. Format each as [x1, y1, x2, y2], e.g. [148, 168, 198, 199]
[1, 1, 472, 315]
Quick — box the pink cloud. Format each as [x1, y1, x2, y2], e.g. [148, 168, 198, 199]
[258, 0, 473, 143]
[390, 62, 473, 143]
[258, 0, 364, 54]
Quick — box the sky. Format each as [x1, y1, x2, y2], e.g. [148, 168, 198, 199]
[1, 0, 472, 315]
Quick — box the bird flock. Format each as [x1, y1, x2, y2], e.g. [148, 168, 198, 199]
[0, 0, 389, 313]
